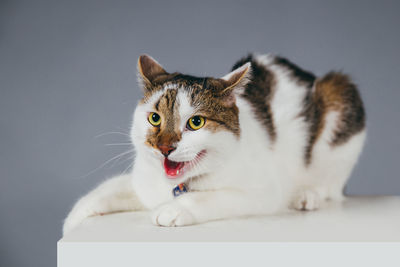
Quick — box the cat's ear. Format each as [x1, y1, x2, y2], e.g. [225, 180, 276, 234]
[221, 62, 251, 92]
[219, 62, 251, 105]
[137, 54, 167, 87]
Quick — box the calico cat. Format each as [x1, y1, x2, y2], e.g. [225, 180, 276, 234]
[63, 54, 366, 233]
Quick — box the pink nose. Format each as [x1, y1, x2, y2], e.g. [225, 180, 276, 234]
[157, 144, 176, 157]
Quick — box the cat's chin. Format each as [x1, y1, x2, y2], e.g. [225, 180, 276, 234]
[163, 150, 207, 180]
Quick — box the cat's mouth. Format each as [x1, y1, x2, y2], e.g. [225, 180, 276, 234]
[163, 150, 206, 179]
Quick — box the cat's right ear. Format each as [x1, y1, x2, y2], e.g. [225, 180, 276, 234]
[137, 55, 167, 88]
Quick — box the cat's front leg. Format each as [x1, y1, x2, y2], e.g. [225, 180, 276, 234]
[63, 174, 143, 234]
[152, 189, 279, 227]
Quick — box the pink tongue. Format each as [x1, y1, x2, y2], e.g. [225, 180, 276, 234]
[163, 158, 184, 178]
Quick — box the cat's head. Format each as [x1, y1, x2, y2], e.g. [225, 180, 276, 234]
[131, 55, 251, 183]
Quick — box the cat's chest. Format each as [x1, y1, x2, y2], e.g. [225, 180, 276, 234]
[131, 164, 175, 209]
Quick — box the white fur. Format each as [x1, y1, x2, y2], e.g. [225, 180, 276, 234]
[63, 54, 366, 234]
[62, 174, 142, 234]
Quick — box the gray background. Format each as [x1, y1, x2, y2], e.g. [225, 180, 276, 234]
[1, 0, 399, 266]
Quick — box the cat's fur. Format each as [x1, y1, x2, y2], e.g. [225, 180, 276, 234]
[63, 54, 366, 234]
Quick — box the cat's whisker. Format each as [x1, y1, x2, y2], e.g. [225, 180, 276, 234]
[190, 155, 204, 177]
[113, 153, 135, 168]
[109, 149, 135, 168]
[121, 157, 135, 175]
[104, 143, 133, 146]
[94, 131, 131, 139]
[77, 149, 134, 179]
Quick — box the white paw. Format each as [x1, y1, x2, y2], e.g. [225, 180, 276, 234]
[291, 189, 320, 211]
[152, 203, 195, 227]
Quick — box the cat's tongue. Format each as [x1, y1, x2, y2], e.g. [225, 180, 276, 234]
[163, 158, 185, 178]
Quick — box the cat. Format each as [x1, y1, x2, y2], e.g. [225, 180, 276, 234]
[63, 54, 366, 234]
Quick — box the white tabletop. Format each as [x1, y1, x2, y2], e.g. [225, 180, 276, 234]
[60, 196, 400, 242]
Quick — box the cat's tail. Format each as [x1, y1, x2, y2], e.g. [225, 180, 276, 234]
[62, 174, 144, 235]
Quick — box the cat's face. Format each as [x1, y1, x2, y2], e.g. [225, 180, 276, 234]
[131, 55, 250, 183]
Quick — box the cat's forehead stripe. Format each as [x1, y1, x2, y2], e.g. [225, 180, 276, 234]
[163, 83, 179, 91]
[153, 86, 180, 111]
[142, 90, 163, 106]
[177, 91, 195, 123]
[161, 89, 178, 111]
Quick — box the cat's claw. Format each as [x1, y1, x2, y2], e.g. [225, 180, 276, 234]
[152, 203, 195, 227]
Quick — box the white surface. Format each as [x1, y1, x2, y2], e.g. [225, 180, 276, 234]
[58, 197, 400, 267]
[61, 196, 400, 242]
[58, 243, 400, 267]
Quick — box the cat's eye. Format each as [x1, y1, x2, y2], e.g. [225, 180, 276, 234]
[187, 116, 205, 131]
[148, 112, 161, 126]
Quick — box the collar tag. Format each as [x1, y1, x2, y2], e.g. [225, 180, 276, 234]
[173, 183, 188, 197]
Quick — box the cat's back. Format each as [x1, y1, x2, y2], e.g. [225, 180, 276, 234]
[233, 54, 366, 166]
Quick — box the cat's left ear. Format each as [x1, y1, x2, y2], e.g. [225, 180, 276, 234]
[220, 62, 251, 105]
[137, 54, 168, 87]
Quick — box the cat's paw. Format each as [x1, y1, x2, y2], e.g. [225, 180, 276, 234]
[152, 202, 195, 227]
[291, 188, 320, 211]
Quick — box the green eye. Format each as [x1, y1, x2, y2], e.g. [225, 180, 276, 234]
[148, 112, 161, 126]
[187, 116, 205, 131]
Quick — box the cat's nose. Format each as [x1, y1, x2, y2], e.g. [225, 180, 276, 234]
[157, 144, 176, 157]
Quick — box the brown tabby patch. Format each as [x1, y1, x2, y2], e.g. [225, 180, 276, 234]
[315, 72, 365, 146]
[273, 56, 319, 163]
[232, 55, 277, 142]
[188, 78, 240, 136]
[301, 72, 366, 164]
[145, 88, 182, 149]
[274, 56, 316, 88]
[273, 56, 365, 165]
